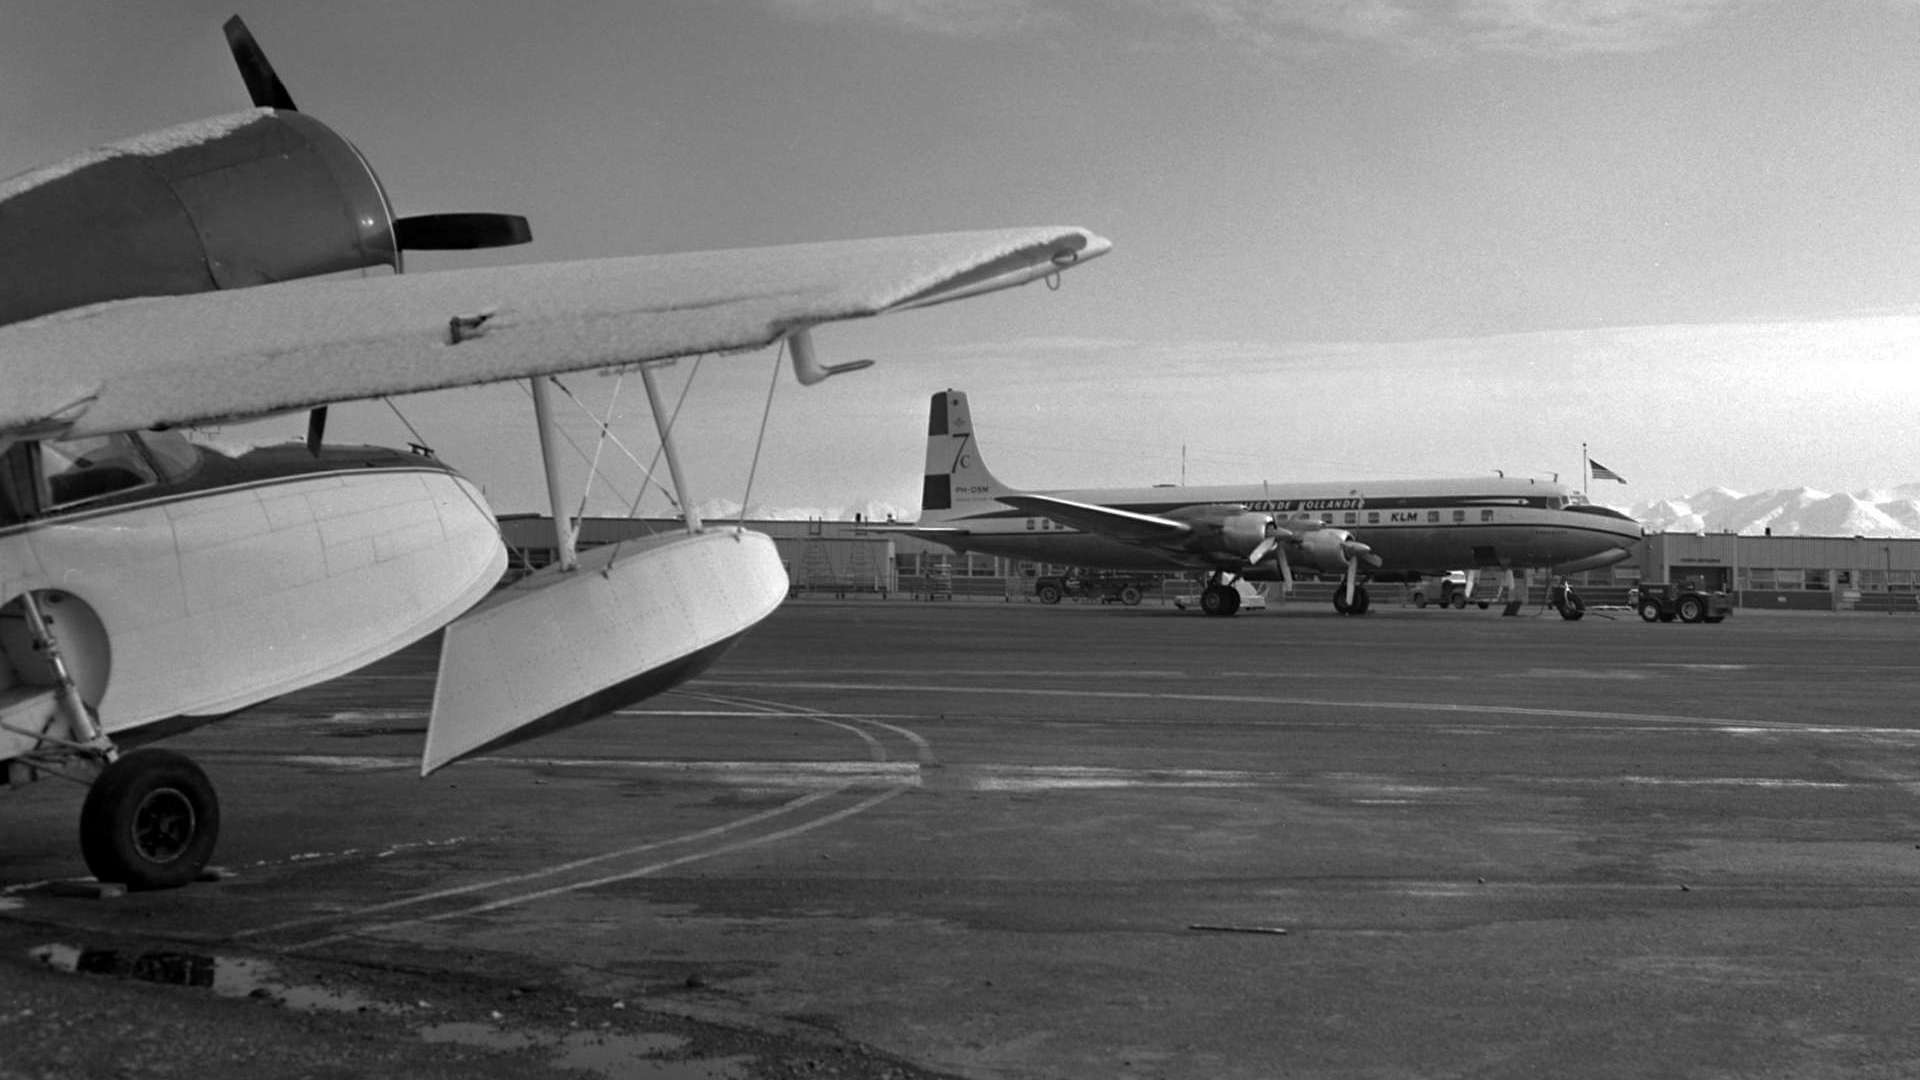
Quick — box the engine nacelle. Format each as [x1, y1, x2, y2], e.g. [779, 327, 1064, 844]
[1, 110, 400, 328]
[1293, 527, 1362, 574]
[1217, 511, 1276, 557]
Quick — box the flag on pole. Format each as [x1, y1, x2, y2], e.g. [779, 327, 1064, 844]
[1588, 458, 1625, 483]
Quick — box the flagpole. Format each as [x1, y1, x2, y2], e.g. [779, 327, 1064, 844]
[1582, 442, 1590, 497]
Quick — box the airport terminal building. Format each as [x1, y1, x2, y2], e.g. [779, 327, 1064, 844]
[498, 515, 1920, 613]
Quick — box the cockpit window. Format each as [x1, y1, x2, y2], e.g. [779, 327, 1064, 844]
[40, 433, 158, 507]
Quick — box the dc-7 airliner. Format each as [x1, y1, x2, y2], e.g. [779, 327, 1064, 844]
[901, 390, 1643, 617]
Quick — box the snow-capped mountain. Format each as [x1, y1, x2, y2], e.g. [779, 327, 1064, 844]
[1624, 485, 1920, 539]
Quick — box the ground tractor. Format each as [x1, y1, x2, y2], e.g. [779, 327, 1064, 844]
[1034, 570, 1155, 606]
[1630, 582, 1732, 624]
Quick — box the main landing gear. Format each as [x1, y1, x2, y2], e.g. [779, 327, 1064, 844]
[1331, 570, 1371, 616]
[1550, 579, 1587, 621]
[3, 591, 220, 890]
[1200, 574, 1243, 616]
[1331, 581, 1371, 615]
[78, 749, 221, 890]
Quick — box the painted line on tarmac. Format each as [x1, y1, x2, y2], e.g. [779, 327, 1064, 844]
[714, 668, 1191, 679]
[278, 785, 911, 953]
[678, 690, 939, 766]
[266, 754, 924, 785]
[239, 693, 933, 951]
[958, 764, 1267, 790]
[231, 786, 847, 942]
[692, 678, 1871, 735]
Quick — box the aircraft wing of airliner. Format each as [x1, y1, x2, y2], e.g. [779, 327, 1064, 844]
[997, 494, 1198, 545]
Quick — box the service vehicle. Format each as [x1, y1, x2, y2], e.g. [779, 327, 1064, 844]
[1630, 582, 1732, 624]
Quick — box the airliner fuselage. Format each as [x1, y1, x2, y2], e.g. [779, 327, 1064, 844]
[924, 476, 1641, 578]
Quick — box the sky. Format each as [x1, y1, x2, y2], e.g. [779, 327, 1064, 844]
[4, 0, 1918, 516]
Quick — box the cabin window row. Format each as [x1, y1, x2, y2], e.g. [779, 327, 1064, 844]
[1329, 509, 1498, 525]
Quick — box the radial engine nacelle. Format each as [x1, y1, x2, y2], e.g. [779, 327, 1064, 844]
[1217, 510, 1277, 556]
[0, 109, 535, 329]
[1292, 526, 1379, 575]
[1, 112, 390, 326]
[1167, 505, 1276, 559]
[1, 18, 529, 330]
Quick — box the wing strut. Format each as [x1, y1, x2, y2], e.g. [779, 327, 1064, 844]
[530, 377, 579, 572]
[639, 362, 701, 535]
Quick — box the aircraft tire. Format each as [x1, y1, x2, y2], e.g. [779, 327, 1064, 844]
[79, 749, 220, 891]
[1556, 592, 1587, 620]
[1201, 584, 1237, 616]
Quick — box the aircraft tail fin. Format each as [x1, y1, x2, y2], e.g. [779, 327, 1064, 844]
[920, 389, 1013, 522]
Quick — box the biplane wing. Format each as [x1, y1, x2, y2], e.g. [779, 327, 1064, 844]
[0, 225, 1108, 441]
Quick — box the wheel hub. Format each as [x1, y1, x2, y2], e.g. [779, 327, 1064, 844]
[130, 788, 196, 865]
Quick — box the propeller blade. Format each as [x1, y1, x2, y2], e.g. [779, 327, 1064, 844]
[1278, 553, 1294, 594]
[1246, 536, 1278, 566]
[394, 213, 533, 250]
[1343, 540, 1383, 569]
[1344, 556, 1358, 607]
[223, 16, 298, 111]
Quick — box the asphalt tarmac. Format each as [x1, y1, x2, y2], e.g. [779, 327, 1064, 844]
[2, 596, 1917, 1078]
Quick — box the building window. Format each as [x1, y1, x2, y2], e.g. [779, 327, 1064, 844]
[1344, 512, 1357, 525]
[1426, 510, 1440, 523]
[1804, 569, 1829, 591]
[1367, 511, 1379, 524]
[1452, 510, 1466, 523]
[1481, 509, 1495, 522]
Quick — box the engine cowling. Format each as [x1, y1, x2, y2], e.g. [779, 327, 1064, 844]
[1217, 511, 1276, 558]
[1294, 527, 1366, 574]
[1161, 505, 1281, 565]
[1, 110, 403, 328]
